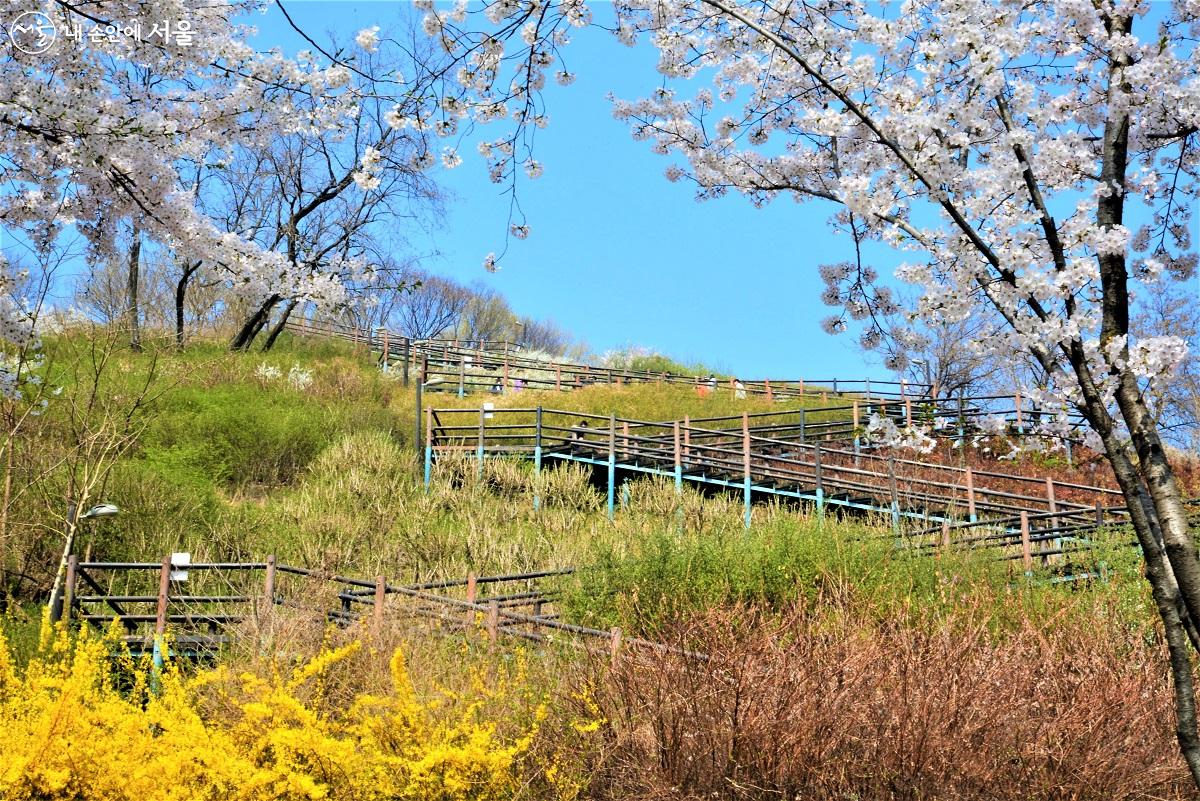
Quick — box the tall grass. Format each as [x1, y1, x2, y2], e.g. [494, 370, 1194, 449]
[582, 600, 1193, 800]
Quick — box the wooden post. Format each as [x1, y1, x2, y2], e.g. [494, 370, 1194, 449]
[1095, 500, 1104, 525]
[486, 599, 499, 643]
[458, 358, 466, 398]
[476, 407, 486, 480]
[1015, 392, 1024, 433]
[381, 328, 390, 370]
[622, 421, 630, 460]
[765, 379, 773, 403]
[402, 337, 411, 386]
[799, 407, 807, 444]
[905, 397, 913, 428]
[799, 378, 805, 397]
[415, 356, 427, 464]
[864, 377, 871, 401]
[63, 555, 78, 624]
[155, 555, 171, 638]
[852, 400, 860, 430]
[965, 467, 977, 522]
[263, 554, 277, 609]
[957, 394, 966, 448]
[533, 407, 543, 511]
[1045, 477, 1057, 515]
[888, 456, 900, 535]
[673, 420, 683, 493]
[555, 364, 561, 391]
[742, 413, 752, 528]
[607, 414, 616, 521]
[683, 415, 691, 463]
[373, 575, 386, 631]
[424, 407, 434, 490]
[502, 356, 509, 393]
[1020, 511, 1033, 573]
[609, 626, 623, 665]
[814, 442, 824, 525]
[465, 572, 478, 631]
[941, 520, 951, 549]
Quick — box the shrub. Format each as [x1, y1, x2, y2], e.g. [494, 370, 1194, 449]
[141, 385, 391, 488]
[538, 464, 602, 513]
[558, 515, 1011, 632]
[0, 624, 542, 801]
[584, 602, 1193, 801]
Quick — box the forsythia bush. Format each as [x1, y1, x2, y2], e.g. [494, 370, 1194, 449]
[0, 624, 539, 800]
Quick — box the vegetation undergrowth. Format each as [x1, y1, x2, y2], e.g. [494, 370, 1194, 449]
[0, 619, 588, 801]
[1, 329, 1194, 799]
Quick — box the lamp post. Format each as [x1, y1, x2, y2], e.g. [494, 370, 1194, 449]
[48, 502, 120, 622]
[911, 359, 934, 398]
[376, 326, 389, 371]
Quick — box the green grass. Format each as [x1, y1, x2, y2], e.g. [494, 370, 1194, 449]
[0, 329, 1160, 646]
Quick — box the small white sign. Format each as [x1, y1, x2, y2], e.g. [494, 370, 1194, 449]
[170, 552, 191, 582]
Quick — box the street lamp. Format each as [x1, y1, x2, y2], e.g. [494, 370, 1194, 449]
[48, 502, 120, 622]
[80, 503, 120, 521]
[375, 326, 389, 371]
[911, 358, 933, 397]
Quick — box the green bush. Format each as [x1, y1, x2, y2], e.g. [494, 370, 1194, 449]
[558, 516, 1010, 633]
[140, 385, 392, 489]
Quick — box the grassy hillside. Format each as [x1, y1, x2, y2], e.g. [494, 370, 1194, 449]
[0, 329, 1151, 625]
[0, 328, 1191, 800]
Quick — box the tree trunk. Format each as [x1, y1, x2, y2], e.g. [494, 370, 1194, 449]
[1116, 377, 1200, 625]
[230, 294, 280, 351]
[1071, 353, 1200, 784]
[174, 261, 200, 350]
[0, 426, 12, 602]
[261, 300, 299, 352]
[127, 228, 141, 352]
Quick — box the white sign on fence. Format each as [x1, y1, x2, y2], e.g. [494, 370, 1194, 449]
[170, 552, 191, 582]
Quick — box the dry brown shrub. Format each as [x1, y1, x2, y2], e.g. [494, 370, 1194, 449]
[581, 601, 1193, 801]
[540, 463, 603, 512]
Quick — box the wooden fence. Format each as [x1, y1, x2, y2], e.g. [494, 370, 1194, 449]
[426, 406, 1127, 564]
[54, 556, 688, 661]
[284, 318, 928, 402]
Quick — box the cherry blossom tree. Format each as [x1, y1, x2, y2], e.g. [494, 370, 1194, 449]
[411, 0, 1200, 781]
[0, 0, 395, 356]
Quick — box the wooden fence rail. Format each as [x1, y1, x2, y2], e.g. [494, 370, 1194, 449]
[284, 318, 930, 402]
[54, 558, 694, 660]
[427, 405, 1128, 566]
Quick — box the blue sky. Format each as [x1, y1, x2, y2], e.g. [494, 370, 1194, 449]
[254, 2, 885, 380]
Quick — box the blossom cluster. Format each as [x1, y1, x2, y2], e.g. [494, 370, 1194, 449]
[416, 0, 1199, 432]
[0, 625, 542, 800]
[255, 362, 314, 391]
[1, 0, 388, 345]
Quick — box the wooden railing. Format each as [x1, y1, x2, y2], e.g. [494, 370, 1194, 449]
[54, 556, 693, 660]
[284, 318, 929, 401]
[426, 406, 1126, 546]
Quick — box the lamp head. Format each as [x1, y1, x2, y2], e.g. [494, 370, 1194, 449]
[80, 503, 120, 520]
